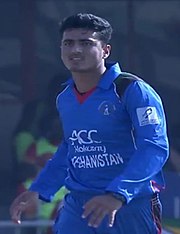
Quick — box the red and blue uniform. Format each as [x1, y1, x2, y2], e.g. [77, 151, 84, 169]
[30, 62, 169, 234]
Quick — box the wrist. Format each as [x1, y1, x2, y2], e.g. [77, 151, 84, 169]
[108, 192, 127, 205]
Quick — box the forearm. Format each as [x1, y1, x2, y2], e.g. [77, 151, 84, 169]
[106, 137, 169, 203]
[29, 140, 68, 201]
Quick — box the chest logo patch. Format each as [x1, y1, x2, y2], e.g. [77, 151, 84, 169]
[98, 101, 116, 115]
[69, 130, 101, 145]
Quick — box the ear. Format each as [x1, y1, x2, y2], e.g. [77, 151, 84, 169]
[102, 44, 111, 59]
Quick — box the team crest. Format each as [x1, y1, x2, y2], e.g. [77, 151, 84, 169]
[98, 101, 116, 115]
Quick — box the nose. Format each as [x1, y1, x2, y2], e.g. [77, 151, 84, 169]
[71, 43, 82, 53]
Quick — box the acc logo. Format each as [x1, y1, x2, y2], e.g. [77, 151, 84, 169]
[69, 130, 101, 145]
[98, 101, 116, 115]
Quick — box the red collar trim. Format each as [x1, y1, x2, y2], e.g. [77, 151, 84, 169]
[74, 86, 96, 104]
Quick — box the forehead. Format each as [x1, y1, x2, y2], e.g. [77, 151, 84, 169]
[62, 28, 99, 41]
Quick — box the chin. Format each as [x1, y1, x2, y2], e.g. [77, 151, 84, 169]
[69, 67, 88, 73]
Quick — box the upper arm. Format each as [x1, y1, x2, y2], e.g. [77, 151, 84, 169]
[123, 81, 168, 146]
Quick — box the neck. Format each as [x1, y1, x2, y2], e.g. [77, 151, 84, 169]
[72, 65, 106, 93]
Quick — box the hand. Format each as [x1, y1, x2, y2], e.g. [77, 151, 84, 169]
[82, 194, 123, 228]
[10, 191, 39, 224]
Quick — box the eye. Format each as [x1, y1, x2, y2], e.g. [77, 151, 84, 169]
[62, 40, 73, 47]
[80, 40, 94, 46]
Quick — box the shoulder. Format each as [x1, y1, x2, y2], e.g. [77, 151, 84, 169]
[114, 72, 161, 102]
[113, 72, 143, 98]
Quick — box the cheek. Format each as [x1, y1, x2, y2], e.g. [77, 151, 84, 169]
[88, 48, 103, 59]
[61, 50, 68, 62]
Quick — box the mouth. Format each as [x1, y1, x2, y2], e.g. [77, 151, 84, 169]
[70, 57, 82, 61]
[71, 58, 81, 61]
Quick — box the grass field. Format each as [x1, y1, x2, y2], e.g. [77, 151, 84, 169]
[163, 218, 180, 234]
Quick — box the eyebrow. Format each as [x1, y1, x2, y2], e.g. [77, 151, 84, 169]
[62, 38, 97, 42]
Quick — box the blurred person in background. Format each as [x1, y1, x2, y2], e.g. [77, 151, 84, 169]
[10, 13, 169, 234]
[12, 72, 65, 165]
[14, 110, 67, 234]
[12, 75, 68, 234]
[24, 113, 67, 224]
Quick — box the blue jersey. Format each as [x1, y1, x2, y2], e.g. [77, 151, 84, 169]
[30, 62, 169, 204]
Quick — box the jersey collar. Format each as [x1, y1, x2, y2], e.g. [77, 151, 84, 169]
[98, 62, 122, 89]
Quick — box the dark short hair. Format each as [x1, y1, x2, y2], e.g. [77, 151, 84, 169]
[59, 13, 113, 44]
